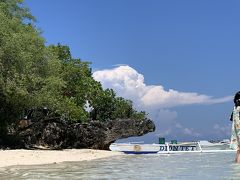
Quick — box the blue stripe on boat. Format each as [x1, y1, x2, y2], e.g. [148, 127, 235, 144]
[122, 151, 158, 154]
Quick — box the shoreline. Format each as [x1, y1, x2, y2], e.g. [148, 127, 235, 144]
[0, 149, 123, 168]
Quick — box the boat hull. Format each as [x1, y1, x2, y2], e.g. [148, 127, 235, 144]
[110, 143, 198, 154]
[109, 141, 235, 154]
[110, 143, 160, 154]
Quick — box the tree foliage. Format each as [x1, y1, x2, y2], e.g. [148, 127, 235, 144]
[0, 0, 147, 132]
[0, 0, 46, 123]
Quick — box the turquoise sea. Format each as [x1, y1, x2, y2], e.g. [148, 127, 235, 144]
[0, 152, 239, 179]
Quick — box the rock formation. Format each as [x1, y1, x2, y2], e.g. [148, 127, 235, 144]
[3, 118, 155, 150]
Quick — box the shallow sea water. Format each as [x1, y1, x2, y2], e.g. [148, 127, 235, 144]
[0, 152, 240, 180]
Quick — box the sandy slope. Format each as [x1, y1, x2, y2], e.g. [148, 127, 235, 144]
[0, 149, 122, 167]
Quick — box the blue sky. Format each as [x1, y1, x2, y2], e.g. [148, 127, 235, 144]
[25, 0, 240, 142]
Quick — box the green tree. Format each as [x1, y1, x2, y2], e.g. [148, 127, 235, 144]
[0, 0, 65, 130]
[48, 44, 148, 122]
[0, 0, 45, 121]
[0, 0, 148, 136]
[113, 97, 147, 120]
[48, 44, 92, 122]
[0, 0, 35, 21]
[89, 88, 116, 121]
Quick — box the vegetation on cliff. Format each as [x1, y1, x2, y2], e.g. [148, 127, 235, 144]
[0, 0, 147, 136]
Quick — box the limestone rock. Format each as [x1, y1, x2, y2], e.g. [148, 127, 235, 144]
[14, 118, 155, 150]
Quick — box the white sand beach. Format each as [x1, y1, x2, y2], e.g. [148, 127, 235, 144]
[0, 149, 122, 168]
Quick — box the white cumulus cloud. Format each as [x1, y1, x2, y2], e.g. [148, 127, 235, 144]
[93, 65, 232, 109]
[93, 65, 232, 139]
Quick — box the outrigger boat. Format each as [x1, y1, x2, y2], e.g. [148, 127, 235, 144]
[198, 139, 230, 150]
[109, 140, 236, 154]
[110, 143, 161, 154]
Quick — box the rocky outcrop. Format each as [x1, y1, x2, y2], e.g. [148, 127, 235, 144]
[8, 118, 155, 150]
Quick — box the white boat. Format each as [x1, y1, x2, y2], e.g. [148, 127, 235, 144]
[109, 142, 198, 154]
[110, 140, 235, 154]
[157, 141, 235, 154]
[198, 139, 230, 150]
[109, 143, 160, 154]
